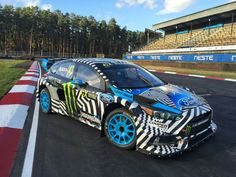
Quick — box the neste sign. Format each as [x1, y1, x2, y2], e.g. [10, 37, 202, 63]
[125, 54, 236, 63]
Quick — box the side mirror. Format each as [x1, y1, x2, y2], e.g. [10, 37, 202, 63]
[71, 78, 88, 87]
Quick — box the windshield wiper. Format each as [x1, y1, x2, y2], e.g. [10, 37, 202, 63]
[129, 69, 154, 87]
[139, 75, 154, 87]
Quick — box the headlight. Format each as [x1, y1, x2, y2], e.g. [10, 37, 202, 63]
[153, 110, 182, 121]
[141, 106, 182, 121]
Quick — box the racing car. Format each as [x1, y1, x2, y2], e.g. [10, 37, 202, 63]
[36, 58, 217, 157]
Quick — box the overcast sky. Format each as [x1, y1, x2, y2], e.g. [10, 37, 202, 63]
[0, 0, 234, 31]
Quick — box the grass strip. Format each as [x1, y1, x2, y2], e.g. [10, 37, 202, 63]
[0, 60, 31, 98]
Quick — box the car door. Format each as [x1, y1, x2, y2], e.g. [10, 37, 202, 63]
[73, 63, 105, 126]
[47, 61, 77, 114]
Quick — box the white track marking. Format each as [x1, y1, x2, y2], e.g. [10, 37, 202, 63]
[21, 62, 41, 177]
[21, 100, 39, 177]
[151, 69, 236, 83]
[188, 74, 206, 78]
[164, 71, 177, 74]
[148, 69, 156, 72]
[225, 78, 236, 82]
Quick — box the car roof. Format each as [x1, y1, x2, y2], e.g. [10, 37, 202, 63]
[71, 58, 131, 65]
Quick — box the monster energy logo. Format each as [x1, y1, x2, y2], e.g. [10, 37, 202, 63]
[63, 82, 78, 115]
[185, 126, 192, 136]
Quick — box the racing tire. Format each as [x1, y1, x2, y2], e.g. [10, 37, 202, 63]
[105, 108, 137, 150]
[40, 88, 52, 114]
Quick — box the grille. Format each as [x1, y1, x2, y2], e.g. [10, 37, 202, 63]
[188, 128, 213, 147]
[188, 111, 211, 136]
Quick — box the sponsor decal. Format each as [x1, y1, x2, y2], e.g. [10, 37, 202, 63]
[58, 64, 75, 79]
[63, 82, 78, 115]
[168, 56, 182, 61]
[125, 54, 236, 63]
[103, 63, 112, 68]
[150, 56, 160, 60]
[81, 112, 100, 124]
[100, 93, 114, 104]
[137, 55, 145, 60]
[58, 66, 68, 73]
[67, 65, 75, 78]
[149, 118, 168, 130]
[88, 92, 97, 100]
[80, 89, 97, 100]
[182, 125, 192, 136]
[194, 55, 214, 61]
[148, 118, 168, 130]
[80, 89, 88, 98]
[48, 75, 63, 84]
[178, 97, 196, 107]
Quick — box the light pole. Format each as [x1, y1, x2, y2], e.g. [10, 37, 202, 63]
[147, 30, 150, 44]
[208, 18, 211, 36]
[175, 26, 178, 42]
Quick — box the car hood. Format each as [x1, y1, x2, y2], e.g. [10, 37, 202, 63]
[131, 84, 205, 111]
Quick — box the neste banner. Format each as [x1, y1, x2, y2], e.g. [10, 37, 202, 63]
[124, 54, 236, 63]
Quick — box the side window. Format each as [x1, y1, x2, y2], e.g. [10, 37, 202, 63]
[56, 62, 75, 79]
[75, 65, 101, 89]
[126, 68, 138, 79]
[50, 63, 60, 74]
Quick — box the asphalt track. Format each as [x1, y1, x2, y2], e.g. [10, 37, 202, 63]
[11, 72, 236, 177]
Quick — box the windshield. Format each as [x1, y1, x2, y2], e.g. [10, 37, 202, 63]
[102, 64, 165, 89]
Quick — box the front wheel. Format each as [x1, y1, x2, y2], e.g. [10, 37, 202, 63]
[40, 88, 51, 114]
[105, 108, 137, 150]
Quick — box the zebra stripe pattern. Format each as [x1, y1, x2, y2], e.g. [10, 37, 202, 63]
[36, 59, 216, 156]
[134, 103, 212, 156]
[139, 88, 176, 108]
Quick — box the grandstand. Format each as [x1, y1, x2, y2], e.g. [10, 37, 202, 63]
[130, 2, 236, 57]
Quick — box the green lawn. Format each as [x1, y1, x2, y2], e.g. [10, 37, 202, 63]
[144, 65, 236, 79]
[0, 60, 31, 98]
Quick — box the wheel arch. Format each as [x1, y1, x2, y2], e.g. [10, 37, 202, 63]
[101, 103, 123, 136]
[100, 100, 142, 136]
[37, 84, 47, 101]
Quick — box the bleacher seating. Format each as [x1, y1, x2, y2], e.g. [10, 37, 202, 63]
[140, 23, 236, 51]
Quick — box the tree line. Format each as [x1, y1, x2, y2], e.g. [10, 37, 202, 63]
[0, 5, 149, 58]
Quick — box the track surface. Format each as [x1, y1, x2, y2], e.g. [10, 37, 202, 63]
[12, 73, 236, 177]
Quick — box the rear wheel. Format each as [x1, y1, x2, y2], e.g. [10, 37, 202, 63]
[40, 88, 51, 114]
[105, 108, 136, 150]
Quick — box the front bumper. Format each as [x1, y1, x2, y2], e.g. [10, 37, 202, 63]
[137, 121, 217, 157]
[135, 104, 217, 157]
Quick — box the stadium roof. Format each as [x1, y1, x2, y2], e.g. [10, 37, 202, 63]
[152, 2, 236, 31]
